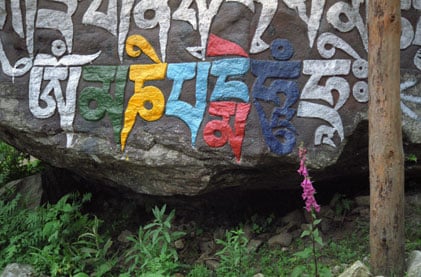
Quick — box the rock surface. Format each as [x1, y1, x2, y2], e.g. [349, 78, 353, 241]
[407, 250, 421, 277]
[0, 264, 36, 277]
[267, 232, 293, 248]
[338, 261, 372, 277]
[0, 2, 420, 195]
[0, 174, 43, 209]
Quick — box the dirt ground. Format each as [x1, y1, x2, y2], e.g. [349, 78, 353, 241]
[81, 179, 421, 274]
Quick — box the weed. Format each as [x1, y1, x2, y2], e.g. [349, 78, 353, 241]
[0, 192, 119, 276]
[248, 213, 275, 235]
[330, 193, 353, 220]
[28, 193, 95, 276]
[122, 205, 185, 276]
[256, 246, 293, 276]
[405, 153, 417, 163]
[215, 228, 254, 277]
[72, 216, 118, 276]
[187, 264, 212, 277]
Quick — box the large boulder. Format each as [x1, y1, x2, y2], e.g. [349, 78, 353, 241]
[0, 1, 420, 195]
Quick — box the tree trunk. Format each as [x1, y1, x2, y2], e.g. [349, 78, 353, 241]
[368, 0, 405, 275]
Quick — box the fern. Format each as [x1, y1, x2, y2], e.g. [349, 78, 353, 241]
[0, 192, 109, 276]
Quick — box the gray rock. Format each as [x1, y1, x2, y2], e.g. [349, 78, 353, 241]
[301, 223, 311, 232]
[247, 239, 264, 252]
[0, 264, 36, 277]
[0, 2, 419, 196]
[0, 174, 43, 209]
[117, 230, 133, 243]
[267, 232, 293, 247]
[242, 224, 253, 240]
[355, 196, 370, 207]
[407, 250, 421, 277]
[199, 240, 215, 255]
[205, 259, 219, 271]
[319, 207, 335, 232]
[213, 228, 226, 242]
[406, 194, 421, 210]
[338, 261, 372, 277]
[332, 265, 349, 276]
[174, 239, 185, 250]
[280, 209, 305, 229]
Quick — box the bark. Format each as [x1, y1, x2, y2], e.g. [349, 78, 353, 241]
[368, 0, 405, 275]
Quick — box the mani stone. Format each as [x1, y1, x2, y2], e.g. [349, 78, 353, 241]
[0, 1, 420, 196]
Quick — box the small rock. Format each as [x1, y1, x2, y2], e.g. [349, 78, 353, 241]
[407, 250, 421, 277]
[253, 273, 264, 277]
[320, 218, 332, 233]
[205, 259, 219, 271]
[281, 209, 305, 228]
[174, 239, 185, 250]
[267, 232, 293, 247]
[338, 260, 372, 277]
[1, 263, 36, 277]
[117, 230, 133, 243]
[213, 227, 226, 241]
[199, 240, 214, 254]
[243, 224, 253, 239]
[320, 206, 335, 218]
[362, 256, 370, 264]
[359, 208, 370, 219]
[301, 223, 311, 231]
[332, 265, 343, 276]
[290, 229, 302, 239]
[406, 194, 421, 208]
[355, 195, 370, 207]
[247, 239, 264, 252]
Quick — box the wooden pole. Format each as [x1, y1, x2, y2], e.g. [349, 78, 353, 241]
[368, 0, 405, 275]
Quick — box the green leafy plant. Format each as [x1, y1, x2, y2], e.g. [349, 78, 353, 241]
[187, 264, 212, 277]
[0, 192, 120, 276]
[71, 216, 118, 276]
[28, 193, 94, 276]
[215, 228, 253, 277]
[249, 213, 275, 235]
[405, 153, 417, 163]
[255, 246, 295, 276]
[292, 211, 332, 277]
[0, 141, 41, 187]
[122, 205, 185, 276]
[330, 193, 353, 221]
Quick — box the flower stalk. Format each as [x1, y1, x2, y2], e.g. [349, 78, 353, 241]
[297, 145, 323, 277]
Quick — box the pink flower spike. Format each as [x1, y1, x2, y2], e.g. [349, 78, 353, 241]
[297, 163, 308, 176]
[300, 165, 308, 177]
[297, 146, 320, 213]
[298, 146, 307, 159]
